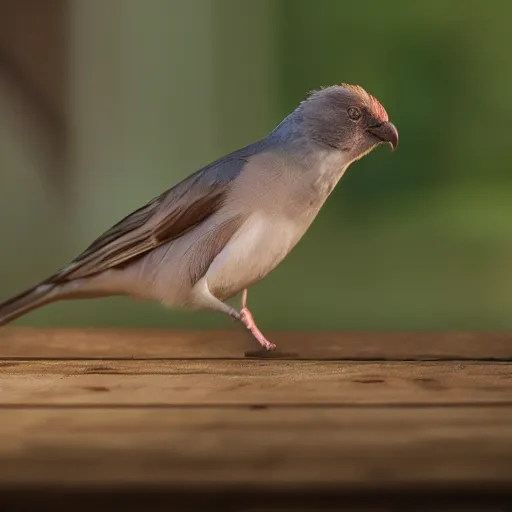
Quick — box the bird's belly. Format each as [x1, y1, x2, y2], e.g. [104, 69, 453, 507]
[205, 212, 307, 300]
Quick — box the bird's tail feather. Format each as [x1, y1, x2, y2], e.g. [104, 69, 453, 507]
[0, 272, 126, 327]
[0, 277, 101, 326]
[0, 282, 64, 326]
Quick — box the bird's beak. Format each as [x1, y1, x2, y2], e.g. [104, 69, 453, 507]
[367, 122, 399, 152]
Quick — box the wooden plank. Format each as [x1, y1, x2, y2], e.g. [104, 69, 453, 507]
[1, 489, 509, 512]
[0, 360, 510, 406]
[0, 407, 511, 488]
[1, 327, 512, 360]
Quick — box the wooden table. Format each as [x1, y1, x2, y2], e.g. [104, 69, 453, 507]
[0, 328, 511, 511]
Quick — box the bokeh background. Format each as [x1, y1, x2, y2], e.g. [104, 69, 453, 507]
[1, 0, 511, 331]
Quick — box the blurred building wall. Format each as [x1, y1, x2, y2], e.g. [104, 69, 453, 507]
[0, 0, 68, 310]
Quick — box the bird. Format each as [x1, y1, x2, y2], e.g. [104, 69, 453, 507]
[0, 83, 398, 351]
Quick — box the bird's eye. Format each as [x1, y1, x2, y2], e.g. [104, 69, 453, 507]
[347, 107, 362, 121]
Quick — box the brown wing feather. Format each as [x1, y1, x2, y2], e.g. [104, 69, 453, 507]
[51, 154, 248, 283]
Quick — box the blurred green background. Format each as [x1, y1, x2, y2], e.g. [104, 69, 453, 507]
[1, 0, 511, 331]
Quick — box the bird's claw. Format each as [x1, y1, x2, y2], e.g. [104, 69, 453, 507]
[240, 307, 276, 351]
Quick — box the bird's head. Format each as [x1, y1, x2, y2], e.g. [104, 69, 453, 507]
[298, 83, 398, 160]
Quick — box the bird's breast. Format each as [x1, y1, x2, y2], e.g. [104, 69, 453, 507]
[205, 211, 308, 300]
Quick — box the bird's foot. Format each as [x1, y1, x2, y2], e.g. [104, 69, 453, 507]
[239, 307, 276, 351]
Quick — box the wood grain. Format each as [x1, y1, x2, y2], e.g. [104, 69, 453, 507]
[0, 407, 511, 487]
[1, 328, 511, 509]
[1, 327, 512, 360]
[0, 360, 510, 406]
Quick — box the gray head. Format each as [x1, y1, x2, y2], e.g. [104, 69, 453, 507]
[276, 83, 398, 161]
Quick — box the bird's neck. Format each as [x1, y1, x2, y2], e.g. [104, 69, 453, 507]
[272, 136, 351, 204]
[265, 114, 352, 198]
[308, 147, 350, 199]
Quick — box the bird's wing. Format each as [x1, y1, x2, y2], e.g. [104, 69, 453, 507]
[51, 154, 249, 283]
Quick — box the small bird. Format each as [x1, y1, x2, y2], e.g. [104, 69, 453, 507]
[0, 83, 398, 350]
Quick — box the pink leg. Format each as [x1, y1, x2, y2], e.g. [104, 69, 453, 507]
[239, 289, 276, 351]
[241, 289, 248, 309]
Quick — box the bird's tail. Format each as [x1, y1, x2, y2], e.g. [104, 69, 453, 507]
[0, 271, 126, 327]
[0, 281, 64, 327]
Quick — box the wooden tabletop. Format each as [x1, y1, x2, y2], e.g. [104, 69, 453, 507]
[0, 328, 511, 511]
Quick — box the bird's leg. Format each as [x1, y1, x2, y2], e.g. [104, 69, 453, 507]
[191, 279, 275, 351]
[190, 278, 241, 320]
[239, 289, 276, 351]
[241, 288, 248, 309]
